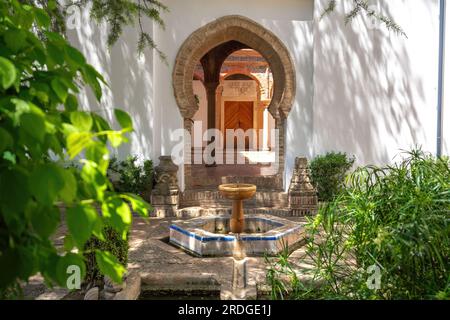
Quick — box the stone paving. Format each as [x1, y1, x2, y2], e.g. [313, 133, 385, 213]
[22, 215, 314, 300]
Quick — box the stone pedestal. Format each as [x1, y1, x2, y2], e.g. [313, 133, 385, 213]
[151, 156, 179, 217]
[288, 157, 318, 216]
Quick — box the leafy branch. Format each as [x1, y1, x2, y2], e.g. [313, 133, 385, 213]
[321, 0, 407, 38]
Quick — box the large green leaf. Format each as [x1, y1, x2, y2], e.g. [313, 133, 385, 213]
[95, 250, 126, 283]
[51, 78, 68, 103]
[70, 111, 93, 132]
[0, 169, 30, 215]
[30, 205, 60, 239]
[0, 56, 17, 90]
[121, 193, 151, 217]
[66, 204, 99, 248]
[114, 109, 133, 131]
[4, 29, 27, 53]
[59, 169, 77, 203]
[102, 196, 132, 238]
[29, 164, 65, 206]
[21, 112, 46, 142]
[67, 131, 93, 158]
[0, 127, 13, 153]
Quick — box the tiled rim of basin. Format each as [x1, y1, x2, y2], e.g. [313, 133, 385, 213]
[169, 214, 305, 257]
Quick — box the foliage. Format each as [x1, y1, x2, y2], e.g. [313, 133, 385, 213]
[107, 155, 153, 198]
[84, 226, 128, 285]
[321, 0, 407, 37]
[268, 150, 450, 300]
[309, 152, 355, 202]
[21, 0, 168, 57]
[0, 0, 151, 297]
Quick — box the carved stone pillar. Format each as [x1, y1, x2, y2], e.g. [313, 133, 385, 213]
[288, 157, 318, 216]
[151, 156, 179, 217]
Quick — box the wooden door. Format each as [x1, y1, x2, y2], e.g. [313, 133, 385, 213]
[224, 101, 254, 149]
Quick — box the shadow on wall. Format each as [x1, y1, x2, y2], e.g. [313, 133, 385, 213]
[66, 6, 156, 163]
[312, 0, 437, 166]
[261, 19, 315, 188]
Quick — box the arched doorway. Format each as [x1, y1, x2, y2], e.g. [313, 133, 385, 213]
[173, 15, 296, 190]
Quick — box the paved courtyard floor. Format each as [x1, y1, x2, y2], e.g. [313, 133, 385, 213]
[23, 215, 314, 300]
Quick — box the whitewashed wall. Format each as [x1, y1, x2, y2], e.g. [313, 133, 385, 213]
[313, 0, 442, 166]
[443, 0, 450, 155]
[68, 0, 446, 191]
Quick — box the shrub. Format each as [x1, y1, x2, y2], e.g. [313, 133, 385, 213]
[309, 152, 355, 202]
[84, 227, 129, 286]
[107, 156, 153, 198]
[268, 150, 450, 300]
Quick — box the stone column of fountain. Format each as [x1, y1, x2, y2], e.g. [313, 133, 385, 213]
[218, 183, 257, 299]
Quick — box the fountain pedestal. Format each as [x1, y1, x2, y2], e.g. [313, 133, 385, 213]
[218, 184, 257, 233]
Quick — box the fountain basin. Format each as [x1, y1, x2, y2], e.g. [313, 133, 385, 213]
[169, 214, 304, 257]
[218, 183, 257, 234]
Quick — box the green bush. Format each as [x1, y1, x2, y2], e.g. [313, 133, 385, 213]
[268, 150, 450, 300]
[309, 152, 355, 202]
[107, 156, 153, 198]
[84, 227, 129, 286]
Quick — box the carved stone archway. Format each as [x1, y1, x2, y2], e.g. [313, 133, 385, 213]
[173, 15, 296, 120]
[173, 15, 296, 190]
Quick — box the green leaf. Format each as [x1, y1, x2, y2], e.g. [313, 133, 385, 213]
[56, 253, 86, 288]
[85, 142, 109, 174]
[21, 112, 46, 142]
[51, 78, 68, 103]
[4, 29, 27, 53]
[70, 111, 93, 131]
[66, 204, 99, 248]
[95, 250, 126, 283]
[0, 56, 17, 90]
[114, 109, 133, 130]
[30, 205, 60, 239]
[65, 94, 78, 111]
[107, 132, 126, 148]
[29, 164, 65, 205]
[65, 45, 86, 66]
[81, 160, 107, 200]
[63, 235, 75, 251]
[102, 196, 132, 238]
[34, 7, 51, 28]
[67, 132, 93, 158]
[0, 127, 13, 153]
[59, 169, 77, 203]
[82, 65, 103, 100]
[121, 193, 151, 217]
[0, 169, 30, 215]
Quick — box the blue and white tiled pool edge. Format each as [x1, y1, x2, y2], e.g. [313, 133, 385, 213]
[169, 214, 305, 257]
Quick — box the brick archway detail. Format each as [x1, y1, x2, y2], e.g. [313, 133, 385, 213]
[173, 15, 296, 120]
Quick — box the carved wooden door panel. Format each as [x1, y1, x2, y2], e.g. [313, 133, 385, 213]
[224, 101, 254, 149]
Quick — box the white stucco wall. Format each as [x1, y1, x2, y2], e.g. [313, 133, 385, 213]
[68, 0, 446, 191]
[66, 4, 156, 163]
[443, 0, 450, 155]
[313, 0, 442, 166]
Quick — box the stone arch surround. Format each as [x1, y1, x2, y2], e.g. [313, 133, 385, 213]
[173, 15, 296, 120]
[173, 15, 297, 190]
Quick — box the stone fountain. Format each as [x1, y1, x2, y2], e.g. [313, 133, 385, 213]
[169, 184, 304, 257]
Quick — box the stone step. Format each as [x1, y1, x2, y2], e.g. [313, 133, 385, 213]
[188, 174, 283, 190]
[176, 206, 297, 218]
[179, 189, 288, 208]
